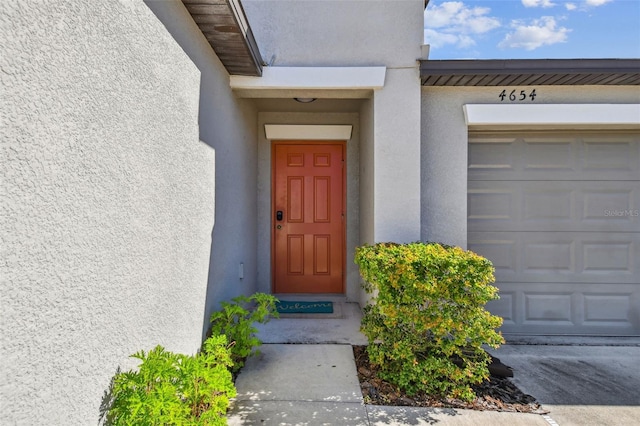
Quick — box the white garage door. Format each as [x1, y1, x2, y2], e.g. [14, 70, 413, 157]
[468, 131, 640, 336]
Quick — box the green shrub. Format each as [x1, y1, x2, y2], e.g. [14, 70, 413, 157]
[355, 242, 504, 401]
[105, 335, 236, 426]
[209, 292, 279, 372]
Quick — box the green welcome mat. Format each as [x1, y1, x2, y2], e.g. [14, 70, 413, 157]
[276, 300, 334, 314]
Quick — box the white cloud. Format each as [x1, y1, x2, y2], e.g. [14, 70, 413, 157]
[585, 0, 612, 6]
[457, 35, 477, 48]
[424, 28, 476, 49]
[567, 0, 612, 11]
[522, 0, 556, 8]
[426, 1, 465, 28]
[499, 16, 571, 50]
[424, 1, 500, 49]
[425, 1, 501, 33]
[524, 0, 612, 14]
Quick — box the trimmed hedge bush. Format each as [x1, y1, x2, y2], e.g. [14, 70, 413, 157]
[355, 242, 504, 401]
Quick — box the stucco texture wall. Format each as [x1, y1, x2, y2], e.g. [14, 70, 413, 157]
[239, 0, 425, 302]
[421, 85, 640, 248]
[1, 0, 257, 423]
[373, 68, 422, 243]
[242, 0, 423, 68]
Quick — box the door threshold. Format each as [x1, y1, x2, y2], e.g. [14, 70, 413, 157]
[272, 293, 348, 303]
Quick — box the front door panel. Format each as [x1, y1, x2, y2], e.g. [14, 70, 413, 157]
[273, 142, 345, 293]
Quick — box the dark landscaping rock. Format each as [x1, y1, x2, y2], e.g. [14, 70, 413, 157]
[488, 355, 514, 378]
[352, 345, 546, 414]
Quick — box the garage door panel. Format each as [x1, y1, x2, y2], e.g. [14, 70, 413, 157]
[523, 240, 574, 273]
[523, 292, 573, 323]
[523, 140, 575, 172]
[467, 132, 640, 336]
[469, 232, 639, 283]
[583, 140, 640, 173]
[583, 293, 637, 326]
[489, 282, 639, 335]
[468, 181, 639, 232]
[469, 134, 640, 181]
[583, 188, 638, 225]
[583, 242, 635, 273]
[486, 292, 516, 326]
[468, 239, 517, 273]
[469, 132, 639, 336]
[468, 137, 517, 173]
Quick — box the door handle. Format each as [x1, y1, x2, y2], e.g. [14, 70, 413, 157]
[276, 211, 283, 221]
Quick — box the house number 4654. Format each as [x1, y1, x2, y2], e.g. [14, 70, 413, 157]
[499, 89, 537, 101]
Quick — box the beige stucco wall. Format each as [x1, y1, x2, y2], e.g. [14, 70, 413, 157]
[359, 98, 375, 248]
[358, 98, 375, 306]
[421, 85, 640, 248]
[256, 112, 361, 301]
[1, 0, 257, 423]
[373, 68, 422, 243]
[242, 0, 423, 68]
[240, 0, 425, 304]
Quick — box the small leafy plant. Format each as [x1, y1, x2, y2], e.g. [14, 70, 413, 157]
[208, 292, 279, 372]
[355, 242, 504, 401]
[105, 335, 236, 426]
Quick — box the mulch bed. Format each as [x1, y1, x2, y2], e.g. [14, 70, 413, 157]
[353, 345, 548, 414]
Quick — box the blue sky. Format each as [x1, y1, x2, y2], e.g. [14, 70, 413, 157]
[424, 0, 640, 59]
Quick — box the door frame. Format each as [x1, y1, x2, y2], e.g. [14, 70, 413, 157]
[270, 140, 347, 294]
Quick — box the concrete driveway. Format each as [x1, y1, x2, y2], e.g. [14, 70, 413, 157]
[490, 345, 640, 426]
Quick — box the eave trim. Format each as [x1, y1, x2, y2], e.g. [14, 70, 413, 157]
[231, 67, 387, 90]
[421, 59, 640, 86]
[264, 124, 353, 140]
[464, 104, 640, 127]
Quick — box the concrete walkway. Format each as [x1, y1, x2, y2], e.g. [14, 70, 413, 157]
[227, 300, 640, 425]
[228, 343, 550, 425]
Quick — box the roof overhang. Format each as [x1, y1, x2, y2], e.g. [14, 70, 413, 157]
[421, 59, 640, 86]
[230, 66, 387, 98]
[182, 0, 263, 76]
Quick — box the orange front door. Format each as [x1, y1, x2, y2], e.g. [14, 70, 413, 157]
[272, 142, 345, 293]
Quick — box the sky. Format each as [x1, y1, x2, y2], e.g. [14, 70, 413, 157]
[424, 0, 640, 59]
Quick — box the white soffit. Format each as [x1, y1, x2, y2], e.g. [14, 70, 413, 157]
[265, 125, 353, 140]
[464, 104, 640, 127]
[230, 67, 386, 90]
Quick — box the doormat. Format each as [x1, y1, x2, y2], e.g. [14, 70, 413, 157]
[276, 300, 334, 314]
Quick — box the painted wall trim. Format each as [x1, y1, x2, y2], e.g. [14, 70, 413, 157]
[231, 67, 386, 90]
[464, 104, 640, 127]
[264, 124, 353, 140]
